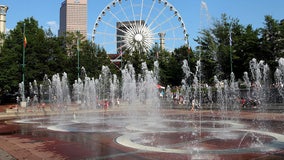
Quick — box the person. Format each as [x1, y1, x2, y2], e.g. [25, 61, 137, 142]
[103, 99, 109, 113]
[116, 98, 120, 107]
[160, 90, 165, 98]
[248, 98, 260, 109]
[191, 98, 198, 111]
[73, 112, 77, 120]
[173, 93, 176, 103]
[179, 95, 184, 105]
[16, 96, 20, 112]
[240, 97, 246, 108]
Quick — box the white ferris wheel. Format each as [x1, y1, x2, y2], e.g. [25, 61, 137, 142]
[92, 0, 189, 55]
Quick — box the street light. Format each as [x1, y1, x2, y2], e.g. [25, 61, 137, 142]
[229, 24, 233, 73]
[77, 31, 80, 79]
[155, 42, 159, 59]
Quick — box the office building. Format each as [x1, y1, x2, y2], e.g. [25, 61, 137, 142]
[59, 0, 87, 38]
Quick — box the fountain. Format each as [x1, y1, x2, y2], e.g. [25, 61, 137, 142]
[275, 58, 284, 98]
[0, 0, 282, 157]
[0, 58, 283, 159]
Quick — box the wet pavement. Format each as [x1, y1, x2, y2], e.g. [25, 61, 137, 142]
[0, 106, 283, 160]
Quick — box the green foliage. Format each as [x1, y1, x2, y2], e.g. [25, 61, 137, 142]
[0, 17, 114, 101]
[122, 50, 150, 79]
[158, 48, 186, 87]
[260, 16, 284, 73]
[0, 14, 284, 103]
[196, 14, 284, 84]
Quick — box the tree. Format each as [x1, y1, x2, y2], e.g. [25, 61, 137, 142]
[0, 32, 5, 52]
[0, 20, 25, 95]
[63, 33, 115, 84]
[195, 29, 219, 84]
[196, 14, 236, 81]
[157, 50, 173, 86]
[233, 25, 260, 79]
[166, 53, 184, 86]
[260, 16, 284, 72]
[0, 17, 68, 99]
[196, 14, 262, 82]
[121, 51, 150, 80]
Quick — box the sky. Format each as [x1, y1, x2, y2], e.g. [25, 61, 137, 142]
[1, 0, 284, 48]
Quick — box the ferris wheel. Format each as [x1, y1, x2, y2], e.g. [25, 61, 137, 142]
[92, 0, 189, 54]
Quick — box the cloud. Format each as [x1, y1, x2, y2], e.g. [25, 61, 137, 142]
[45, 21, 59, 35]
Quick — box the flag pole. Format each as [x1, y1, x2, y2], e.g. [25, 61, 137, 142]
[21, 22, 26, 106]
[22, 23, 26, 97]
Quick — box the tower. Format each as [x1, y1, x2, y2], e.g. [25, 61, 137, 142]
[59, 0, 87, 39]
[158, 32, 166, 50]
[0, 5, 8, 46]
[0, 5, 8, 34]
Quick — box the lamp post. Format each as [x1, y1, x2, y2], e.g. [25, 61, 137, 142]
[77, 31, 80, 79]
[155, 42, 159, 60]
[229, 24, 233, 73]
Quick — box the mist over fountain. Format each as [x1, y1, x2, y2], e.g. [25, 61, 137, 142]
[0, 0, 282, 158]
[8, 58, 284, 159]
[275, 58, 284, 99]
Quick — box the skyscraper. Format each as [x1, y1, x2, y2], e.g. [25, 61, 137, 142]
[59, 0, 87, 38]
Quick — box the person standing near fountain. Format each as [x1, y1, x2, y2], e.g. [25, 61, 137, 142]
[191, 98, 198, 111]
[103, 99, 109, 112]
[240, 97, 246, 108]
[116, 98, 120, 107]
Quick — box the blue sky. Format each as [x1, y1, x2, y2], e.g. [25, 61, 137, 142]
[1, 0, 284, 48]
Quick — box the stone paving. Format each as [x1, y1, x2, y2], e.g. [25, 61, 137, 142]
[0, 103, 283, 160]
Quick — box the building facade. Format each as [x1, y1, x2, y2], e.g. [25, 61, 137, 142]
[58, 0, 87, 38]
